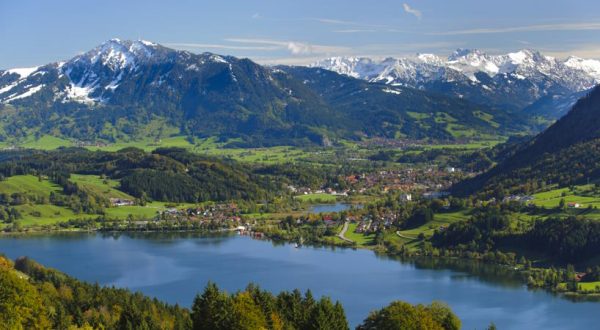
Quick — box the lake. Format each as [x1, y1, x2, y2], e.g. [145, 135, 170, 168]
[308, 202, 355, 213]
[0, 232, 598, 329]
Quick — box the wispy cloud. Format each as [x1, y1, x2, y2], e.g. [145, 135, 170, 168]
[164, 43, 278, 51]
[310, 17, 405, 33]
[224, 38, 350, 55]
[431, 22, 600, 35]
[402, 3, 422, 20]
[333, 29, 378, 33]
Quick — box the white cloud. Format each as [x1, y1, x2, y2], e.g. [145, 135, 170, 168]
[431, 22, 600, 35]
[286, 42, 312, 55]
[402, 3, 422, 20]
[252, 13, 261, 19]
[224, 38, 350, 56]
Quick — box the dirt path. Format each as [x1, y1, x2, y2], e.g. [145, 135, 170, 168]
[396, 231, 416, 240]
[338, 222, 354, 243]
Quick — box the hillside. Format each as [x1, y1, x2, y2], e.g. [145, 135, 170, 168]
[0, 40, 522, 147]
[452, 85, 600, 196]
[0, 147, 278, 203]
[280, 66, 524, 140]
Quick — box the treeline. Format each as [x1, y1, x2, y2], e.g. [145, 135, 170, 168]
[191, 282, 347, 330]
[0, 255, 464, 329]
[526, 216, 600, 262]
[429, 203, 600, 265]
[432, 207, 511, 252]
[1, 256, 191, 329]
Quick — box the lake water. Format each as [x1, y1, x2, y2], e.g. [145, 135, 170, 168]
[308, 202, 354, 213]
[0, 232, 598, 329]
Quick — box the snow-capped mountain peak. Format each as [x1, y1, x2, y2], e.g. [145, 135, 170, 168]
[564, 56, 600, 80]
[78, 39, 160, 71]
[0, 39, 242, 106]
[313, 48, 600, 117]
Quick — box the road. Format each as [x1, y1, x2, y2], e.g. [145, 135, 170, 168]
[396, 231, 417, 240]
[338, 221, 354, 243]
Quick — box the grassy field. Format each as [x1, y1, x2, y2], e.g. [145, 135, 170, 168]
[103, 201, 198, 220]
[531, 185, 600, 208]
[295, 193, 337, 203]
[20, 135, 75, 150]
[0, 174, 203, 226]
[345, 223, 375, 246]
[578, 281, 600, 291]
[396, 210, 471, 239]
[69, 174, 133, 200]
[85, 136, 195, 152]
[14, 204, 79, 226]
[0, 175, 63, 197]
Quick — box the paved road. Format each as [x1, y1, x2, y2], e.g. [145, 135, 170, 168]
[338, 222, 354, 243]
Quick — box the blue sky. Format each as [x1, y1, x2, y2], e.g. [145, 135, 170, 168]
[1, 0, 599, 68]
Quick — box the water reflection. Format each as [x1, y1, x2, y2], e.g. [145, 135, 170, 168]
[0, 233, 599, 329]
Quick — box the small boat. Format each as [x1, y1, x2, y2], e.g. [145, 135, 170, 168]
[295, 236, 304, 248]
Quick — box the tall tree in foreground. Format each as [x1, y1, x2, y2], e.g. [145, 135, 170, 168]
[357, 300, 461, 330]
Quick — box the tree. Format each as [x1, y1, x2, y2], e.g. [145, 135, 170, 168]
[357, 301, 460, 330]
[0, 268, 51, 329]
[191, 282, 233, 330]
[306, 297, 349, 330]
[230, 291, 268, 330]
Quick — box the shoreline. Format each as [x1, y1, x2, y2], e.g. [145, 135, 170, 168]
[4, 225, 600, 300]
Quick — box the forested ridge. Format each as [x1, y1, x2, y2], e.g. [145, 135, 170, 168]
[0, 147, 279, 204]
[452, 85, 600, 197]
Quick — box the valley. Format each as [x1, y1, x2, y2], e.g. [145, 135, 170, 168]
[1, 5, 600, 326]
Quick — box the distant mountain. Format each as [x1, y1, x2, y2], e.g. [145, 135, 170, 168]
[313, 49, 600, 119]
[452, 85, 600, 196]
[0, 39, 522, 146]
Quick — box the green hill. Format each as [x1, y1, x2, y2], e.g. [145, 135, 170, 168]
[452, 85, 600, 197]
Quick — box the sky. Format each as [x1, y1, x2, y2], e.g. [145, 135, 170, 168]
[1, 0, 600, 69]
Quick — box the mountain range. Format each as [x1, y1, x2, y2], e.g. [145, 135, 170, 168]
[313, 49, 600, 119]
[0, 39, 522, 146]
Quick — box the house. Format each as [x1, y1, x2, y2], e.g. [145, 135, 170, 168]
[422, 191, 450, 199]
[109, 198, 134, 207]
[400, 193, 412, 202]
[567, 202, 581, 208]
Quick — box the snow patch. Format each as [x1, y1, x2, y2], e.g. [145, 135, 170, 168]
[0, 81, 19, 94]
[2, 84, 44, 103]
[382, 88, 402, 95]
[6, 66, 39, 79]
[64, 84, 98, 104]
[140, 40, 157, 47]
[210, 55, 228, 63]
